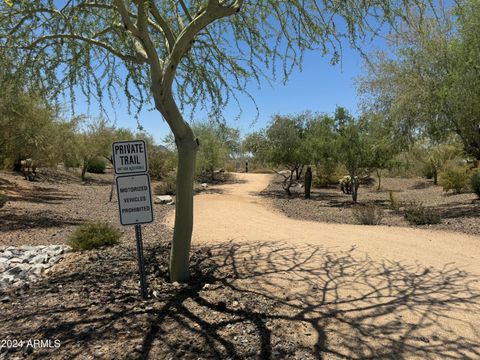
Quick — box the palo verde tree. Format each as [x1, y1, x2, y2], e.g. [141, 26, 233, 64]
[263, 114, 309, 196]
[1, 0, 436, 282]
[334, 107, 372, 203]
[358, 0, 480, 160]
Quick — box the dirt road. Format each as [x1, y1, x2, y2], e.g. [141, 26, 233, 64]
[166, 173, 480, 359]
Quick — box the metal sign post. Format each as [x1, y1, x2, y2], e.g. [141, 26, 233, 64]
[134, 224, 148, 300]
[112, 140, 154, 300]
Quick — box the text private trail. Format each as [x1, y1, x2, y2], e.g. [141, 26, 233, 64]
[114, 142, 144, 165]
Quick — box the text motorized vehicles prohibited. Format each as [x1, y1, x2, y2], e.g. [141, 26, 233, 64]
[116, 174, 154, 226]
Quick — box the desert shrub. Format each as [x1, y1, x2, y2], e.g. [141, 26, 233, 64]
[224, 162, 236, 172]
[68, 221, 121, 251]
[472, 172, 480, 198]
[421, 163, 435, 180]
[154, 174, 176, 195]
[86, 157, 107, 174]
[352, 204, 384, 225]
[439, 166, 470, 194]
[148, 150, 177, 180]
[404, 202, 441, 225]
[388, 191, 401, 211]
[0, 193, 8, 208]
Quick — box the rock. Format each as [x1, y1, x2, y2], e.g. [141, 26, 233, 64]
[154, 195, 173, 204]
[2, 250, 13, 257]
[201, 183, 208, 188]
[32, 254, 49, 264]
[93, 350, 104, 358]
[0, 296, 11, 303]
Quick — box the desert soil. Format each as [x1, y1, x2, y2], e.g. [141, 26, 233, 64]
[262, 174, 480, 236]
[1, 171, 479, 359]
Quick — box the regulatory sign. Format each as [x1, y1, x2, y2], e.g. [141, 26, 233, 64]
[116, 174, 154, 225]
[112, 140, 148, 175]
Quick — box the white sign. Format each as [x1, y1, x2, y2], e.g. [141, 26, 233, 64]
[112, 140, 148, 175]
[116, 174, 154, 225]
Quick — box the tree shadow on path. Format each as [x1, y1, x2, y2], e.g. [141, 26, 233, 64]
[1, 241, 479, 359]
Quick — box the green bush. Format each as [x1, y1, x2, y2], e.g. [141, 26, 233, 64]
[352, 204, 384, 225]
[86, 157, 107, 174]
[388, 191, 401, 211]
[148, 150, 177, 180]
[67, 221, 121, 251]
[472, 172, 480, 198]
[404, 201, 441, 225]
[0, 194, 8, 208]
[154, 175, 176, 195]
[439, 166, 470, 194]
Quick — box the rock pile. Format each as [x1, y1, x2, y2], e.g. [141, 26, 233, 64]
[0, 245, 70, 290]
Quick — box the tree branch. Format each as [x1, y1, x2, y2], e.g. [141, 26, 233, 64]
[24, 34, 143, 64]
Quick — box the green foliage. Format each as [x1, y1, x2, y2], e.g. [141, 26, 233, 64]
[148, 148, 177, 181]
[86, 157, 107, 174]
[1, 1, 434, 121]
[439, 166, 470, 194]
[192, 120, 239, 181]
[352, 204, 384, 225]
[67, 221, 121, 251]
[471, 172, 480, 198]
[0, 73, 59, 169]
[154, 175, 176, 195]
[388, 191, 401, 211]
[359, 1, 480, 159]
[0, 193, 7, 208]
[404, 202, 441, 225]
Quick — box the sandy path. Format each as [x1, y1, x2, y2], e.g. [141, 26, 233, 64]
[165, 173, 480, 359]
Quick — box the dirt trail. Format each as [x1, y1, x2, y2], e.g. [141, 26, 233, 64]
[167, 173, 478, 271]
[165, 173, 480, 359]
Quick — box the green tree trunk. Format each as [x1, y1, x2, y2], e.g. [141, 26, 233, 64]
[81, 159, 87, 181]
[169, 134, 198, 282]
[376, 168, 382, 191]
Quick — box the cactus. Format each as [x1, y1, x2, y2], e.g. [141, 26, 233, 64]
[304, 166, 312, 199]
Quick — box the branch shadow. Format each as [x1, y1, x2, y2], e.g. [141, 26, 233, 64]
[0, 211, 82, 232]
[1, 241, 479, 359]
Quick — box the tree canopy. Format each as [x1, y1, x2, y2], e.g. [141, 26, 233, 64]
[358, 0, 480, 159]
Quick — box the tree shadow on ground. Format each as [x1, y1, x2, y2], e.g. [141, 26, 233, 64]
[7, 186, 79, 205]
[0, 211, 82, 232]
[1, 241, 479, 359]
[437, 201, 480, 219]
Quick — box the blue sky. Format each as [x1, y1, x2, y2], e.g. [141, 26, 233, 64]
[70, 16, 392, 146]
[75, 43, 370, 145]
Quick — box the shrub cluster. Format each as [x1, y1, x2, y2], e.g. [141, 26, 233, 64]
[404, 201, 441, 225]
[471, 172, 480, 198]
[86, 157, 107, 174]
[352, 204, 384, 225]
[154, 175, 176, 195]
[439, 166, 470, 194]
[67, 221, 121, 251]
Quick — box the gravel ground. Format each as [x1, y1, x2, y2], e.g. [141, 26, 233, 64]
[0, 170, 317, 359]
[0, 170, 479, 359]
[261, 174, 480, 236]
